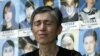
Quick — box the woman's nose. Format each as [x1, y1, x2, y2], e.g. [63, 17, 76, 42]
[39, 23, 46, 31]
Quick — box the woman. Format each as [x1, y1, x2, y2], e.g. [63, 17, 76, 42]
[61, 33, 74, 50]
[22, 6, 81, 56]
[2, 1, 18, 31]
[2, 40, 14, 56]
[61, 33, 81, 56]
[60, 0, 79, 22]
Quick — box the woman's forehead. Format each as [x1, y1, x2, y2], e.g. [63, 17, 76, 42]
[34, 12, 57, 21]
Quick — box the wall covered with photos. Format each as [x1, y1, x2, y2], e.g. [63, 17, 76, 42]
[0, 0, 100, 56]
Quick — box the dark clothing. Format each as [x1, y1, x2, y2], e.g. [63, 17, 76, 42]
[19, 19, 31, 29]
[70, 50, 82, 56]
[2, 25, 18, 31]
[2, 25, 12, 31]
[60, 5, 79, 23]
[22, 46, 81, 56]
[62, 13, 78, 23]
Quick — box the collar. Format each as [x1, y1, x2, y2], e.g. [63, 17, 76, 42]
[86, 52, 95, 56]
[83, 7, 97, 14]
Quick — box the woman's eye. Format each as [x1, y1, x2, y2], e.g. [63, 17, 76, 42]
[33, 21, 40, 26]
[46, 22, 52, 25]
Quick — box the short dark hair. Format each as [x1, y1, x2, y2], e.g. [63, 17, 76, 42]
[31, 6, 62, 28]
[3, 40, 14, 47]
[25, 1, 34, 9]
[2, 40, 14, 52]
[61, 0, 79, 7]
[61, 33, 74, 42]
[83, 29, 97, 42]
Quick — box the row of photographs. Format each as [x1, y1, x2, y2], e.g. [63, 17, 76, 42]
[0, 28, 100, 56]
[0, 0, 100, 56]
[0, 0, 100, 31]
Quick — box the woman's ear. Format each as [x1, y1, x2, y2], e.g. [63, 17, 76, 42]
[57, 25, 62, 35]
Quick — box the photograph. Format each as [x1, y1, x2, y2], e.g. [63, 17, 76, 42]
[79, 28, 100, 56]
[57, 29, 81, 55]
[18, 36, 37, 56]
[0, 37, 18, 56]
[57, 29, 80, 51]
[79, 0, 100, 22]
[1, 1, 18, 31]
[60, 0, 79, 22]
[19, 0, 35, 29]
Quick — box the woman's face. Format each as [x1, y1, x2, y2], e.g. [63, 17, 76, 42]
[4, 7, 13, 23]
[84, 36, 96, 55]
[32, 12, 61, 45]
[3, 46, 14, 56]
[61, 36, 74, 50]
